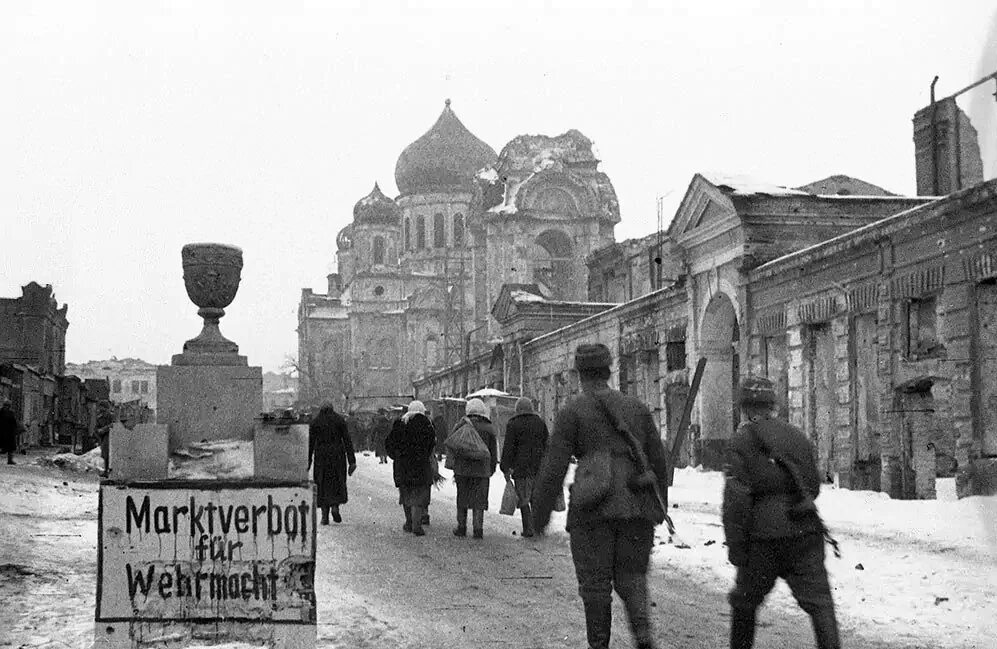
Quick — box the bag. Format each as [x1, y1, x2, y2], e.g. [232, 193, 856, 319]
[553, 489, 566, 512]
[444, 417, 490, 461]
[499, 479, 518, 515]
[590, 393, 669, 529]
[569, 447, 613, 508]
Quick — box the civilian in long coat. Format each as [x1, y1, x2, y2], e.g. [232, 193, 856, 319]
[308, 403, 357, 525]
[500, 396, 549, 538]
[385, 400, 436, 536]
[451, 398, 498, 539]
[532, 344, 669, 649]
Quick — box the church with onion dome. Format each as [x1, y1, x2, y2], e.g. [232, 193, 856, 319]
[297, 99, 620, 410]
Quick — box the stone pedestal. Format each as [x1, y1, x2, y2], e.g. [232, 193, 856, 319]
[254, 422, 309, 481]
[108, 423, 169, 480]
[157, 363, 262, 452]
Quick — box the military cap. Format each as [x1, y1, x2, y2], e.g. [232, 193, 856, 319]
[737, 376, 777, 405]
[575, 343, 612, 371]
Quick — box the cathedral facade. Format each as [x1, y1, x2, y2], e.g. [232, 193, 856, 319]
[297, 101, 619, 410]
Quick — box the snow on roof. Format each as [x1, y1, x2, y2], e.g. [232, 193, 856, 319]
[701, 171, 808, 197]
[465, 387, 510, 399]
[476, 166, 499, 183]
[510, 290, 547, 303]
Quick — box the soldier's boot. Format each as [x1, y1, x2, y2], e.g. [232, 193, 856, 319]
[615, 573, 654, 649]
[331, 505, 342, 523]
[581, 599, 612, 649]
[520, 503, 535, 538]
[453, 508, 468, 537]
[411, 506, 426, 536]
[403, 506, 413, 533]
[810, 606, 841, 649]
[320, 506, 330, 526]
[729, 608, 756, 649]
[471, 509, 484, 539]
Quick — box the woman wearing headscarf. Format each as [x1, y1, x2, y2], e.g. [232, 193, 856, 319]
[308, 403, 357, 525]
[385, 400, 436, 536]
[451, 398, 498, 539]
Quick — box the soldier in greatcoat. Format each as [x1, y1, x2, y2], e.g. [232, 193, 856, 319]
[723, 376, 840, 649]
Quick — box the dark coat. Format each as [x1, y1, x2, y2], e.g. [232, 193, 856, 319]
[373, 417, 391, 456]
[0, 406, 18, 452]
[500, 412, 549, 479]
[385, 412, 436, 488]
[722, 416, 824, 548]
[309, 407, 356, 507]
[533, 383, 669, 532]
[450, 415, 498, 478]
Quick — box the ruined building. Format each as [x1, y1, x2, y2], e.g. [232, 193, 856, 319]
[298, 100, 619, 411]
[415, 88, 997, 499]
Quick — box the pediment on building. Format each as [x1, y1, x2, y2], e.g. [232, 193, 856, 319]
[491, 283, 548, 323]
[667, 174, 740, 240]
[515, 171, 596, 217]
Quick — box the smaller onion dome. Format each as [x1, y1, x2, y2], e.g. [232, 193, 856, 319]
[336, 224, 353, 250]
[353, 182, 400, 224]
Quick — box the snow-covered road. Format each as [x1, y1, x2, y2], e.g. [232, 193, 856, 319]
[0, 452, 993, 648]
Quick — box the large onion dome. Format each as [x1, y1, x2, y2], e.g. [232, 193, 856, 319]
[353, 182, 400, 224]
[394, 99, 497, 195]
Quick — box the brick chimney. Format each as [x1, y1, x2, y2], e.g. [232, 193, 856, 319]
[913, 97, 984, 196]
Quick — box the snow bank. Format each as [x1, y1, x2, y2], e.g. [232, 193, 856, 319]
[168, 439, 254, 479]
[35, 447, 104, 474]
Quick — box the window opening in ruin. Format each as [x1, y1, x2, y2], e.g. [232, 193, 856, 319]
[404, 218, 411, 251]
[416, 216, 426, 250]
[665, 340, 686, 372]
[434, 213, 445, 248]
[132, 380, 140, 394]
[372, 236, 386, 265]
[140, 381, 149, 394]
[453, 214, 464, 246]
[531, 229, 574, 299]
[906, 295, 942, 359]
[112, 379, 121, 393]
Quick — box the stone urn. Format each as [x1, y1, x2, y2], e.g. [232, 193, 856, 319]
[180, 243, 243, 359]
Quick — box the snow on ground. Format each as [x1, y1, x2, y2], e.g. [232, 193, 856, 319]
[1, 451, 994, 648]
[650, 468, 997, 649]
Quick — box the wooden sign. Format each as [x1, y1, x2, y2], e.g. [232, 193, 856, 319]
[95, 480, 316, 647]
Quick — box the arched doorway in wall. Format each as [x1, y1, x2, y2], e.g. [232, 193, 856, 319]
[530, 229, 574, 300]
[698, 292, 739, 469]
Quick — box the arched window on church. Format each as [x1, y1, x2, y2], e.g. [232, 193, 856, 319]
[453, 213, 464, 246]
[372, 236, 385, 265]
[404, 218, 411, 251]
[433, 213, 445, 248]
[416, 216, 426, 250]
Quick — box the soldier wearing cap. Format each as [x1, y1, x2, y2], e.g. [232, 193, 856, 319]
[532, 343, 668, 649]
[723, 376, 840, 649]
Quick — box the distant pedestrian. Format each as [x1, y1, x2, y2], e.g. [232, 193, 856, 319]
[532, 343, 668, 649]
[308, 403, 357, 525]
[374, 411, 392, 464]
[723, 376, 840, 649]
[1, 399, 20, 465]
[500, 396, 549, 538]
[385, 400, 436, 537]
[451, 398, 498, 539]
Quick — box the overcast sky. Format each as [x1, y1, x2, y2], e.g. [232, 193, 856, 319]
[2, 1, 995, 373]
